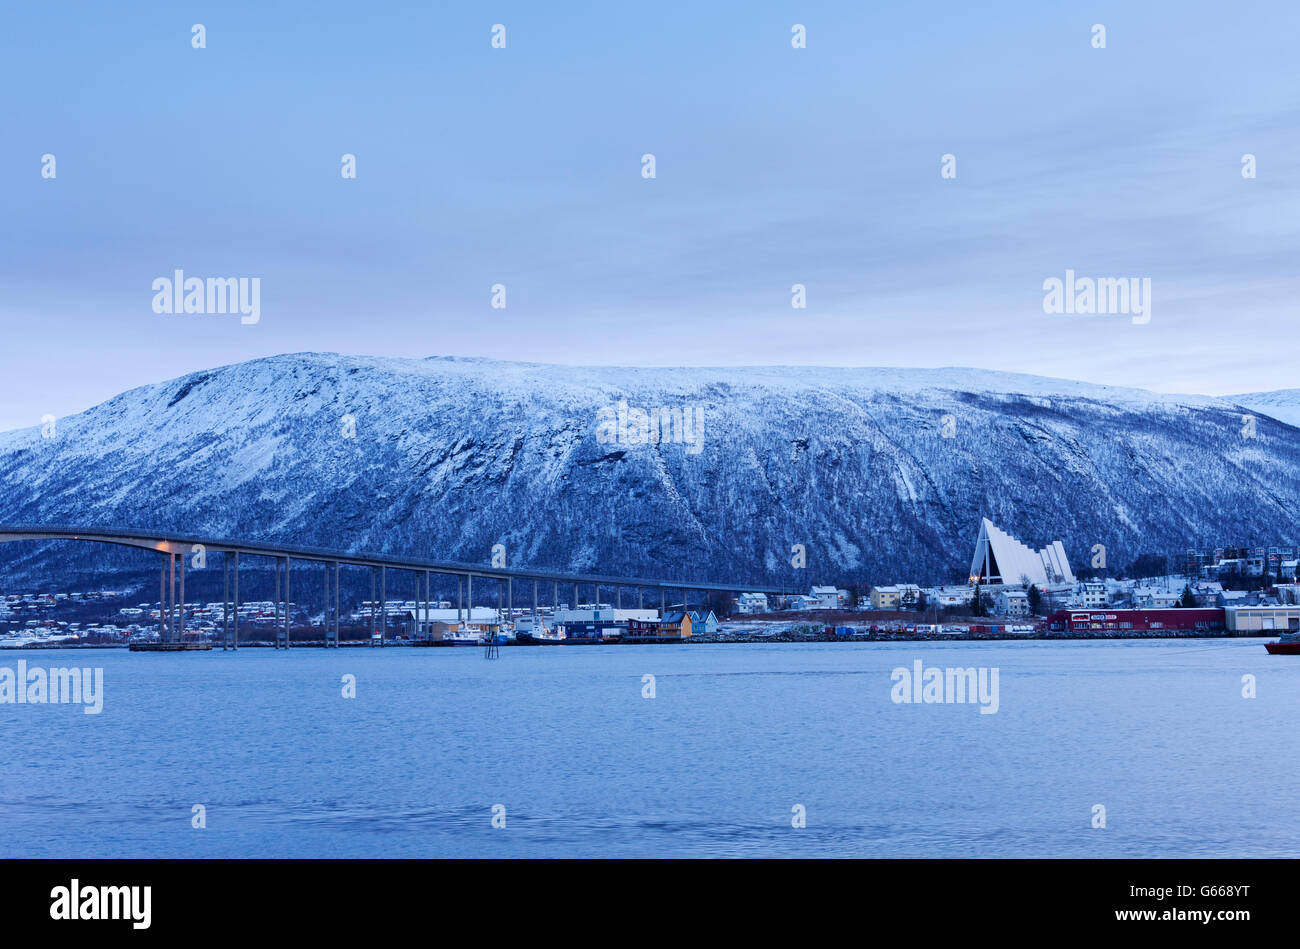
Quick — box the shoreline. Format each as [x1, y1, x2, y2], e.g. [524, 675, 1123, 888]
[0, 630, 1274, 650]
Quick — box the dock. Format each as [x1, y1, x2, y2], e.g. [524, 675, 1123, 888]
[129, 641, 213, 652]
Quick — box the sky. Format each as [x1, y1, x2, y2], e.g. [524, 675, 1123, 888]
[2, 0, 1299, 431]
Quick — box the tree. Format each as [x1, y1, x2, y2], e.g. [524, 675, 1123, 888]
[846, 583, 862, 609]
[1027, 584, 1042, 615]
[704, 591, 733, 617]
[1178, 585, 1197, 609]
[969, 590, 985, 617]
[1125, 553, 1168, 579]
[914, 591, 929, 613]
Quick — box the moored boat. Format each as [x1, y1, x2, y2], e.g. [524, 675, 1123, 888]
[1265, 631, 1300, 655]
[514, 618, 566, 645]
[446, 626, 485, 645]
[516, 629, 566, 645]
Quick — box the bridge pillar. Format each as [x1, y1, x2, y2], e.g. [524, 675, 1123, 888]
[284, 557, 292, 649]
[379, 565, 386, 647]
[222, 555, 230, 650]
[159, 554, 167, 642]
[275, 558, 283, 649]
[273, 559, 282, 649]
[169, 552, 178, 643]
[324, 561, 334, 648]
[232, 552, 240, 650]
[178, 554, 185, 642]
[320, 560, 327, 647]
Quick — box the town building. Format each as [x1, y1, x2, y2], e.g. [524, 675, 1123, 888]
[1275, 583, 1300, 605]
[628, 611, 694, 639]
[552, 607, 655, 640]
[1130, 587, 1179, 609]
[808, 586, 848, 610]
[1225, 605, 1300, 633]
[995, 590, 1030, 616]
[405, 606, 502, 636]
[924, 585, 975, 609]
[870, 584, 922, 610]
[1043, 608, 1226, 634]
[1190, 581, 1223, 607]
[1072, 581, 1110, 608]
[1216, 590, 1251, 607]
[689, 610, 720, 635]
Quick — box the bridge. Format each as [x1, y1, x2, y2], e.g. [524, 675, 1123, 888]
[0, 525, 788, 649]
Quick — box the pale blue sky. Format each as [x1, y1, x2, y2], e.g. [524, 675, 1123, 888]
[2, 1, 1298, 430]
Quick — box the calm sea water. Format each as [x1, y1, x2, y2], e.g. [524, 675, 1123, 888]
[3, 639, 1296, 858]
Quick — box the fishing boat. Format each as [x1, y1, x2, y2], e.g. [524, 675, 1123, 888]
[1265, 631, 1300, 655]
[446, 625, 485, 646]
[513, 616, 566, 645]
[516, 626, 567, 645]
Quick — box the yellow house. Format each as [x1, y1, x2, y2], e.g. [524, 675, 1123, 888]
[870, 584, 921, 610]
[657, 611, 693, 638]
[870, 586, 901, 610]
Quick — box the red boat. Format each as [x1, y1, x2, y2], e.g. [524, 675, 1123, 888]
[1265, 633, 1300, 655]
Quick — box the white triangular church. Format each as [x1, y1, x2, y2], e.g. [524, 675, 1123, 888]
[969, 517, 1074, 587]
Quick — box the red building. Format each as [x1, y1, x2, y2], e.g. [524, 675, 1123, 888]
[1043, 608, 1225, 634]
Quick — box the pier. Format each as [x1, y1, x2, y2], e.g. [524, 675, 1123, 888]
[129, 641, 213, 652]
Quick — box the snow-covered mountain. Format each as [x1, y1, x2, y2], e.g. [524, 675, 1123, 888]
[1233, 389, 1300, 429]
[1, 352, 1297, 589]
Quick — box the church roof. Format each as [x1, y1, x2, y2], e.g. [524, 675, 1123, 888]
[970, 518, 1075, 587]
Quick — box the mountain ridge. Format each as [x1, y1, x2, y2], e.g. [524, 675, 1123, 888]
[1, 352, 1297, 589]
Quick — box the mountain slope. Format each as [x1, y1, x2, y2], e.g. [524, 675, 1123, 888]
[0, 353, 1296, 588]
[1233, 389, 1300, 429]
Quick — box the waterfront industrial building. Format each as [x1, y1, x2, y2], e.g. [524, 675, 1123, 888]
[1043, 608, 1225, 634]
[1224, 605, 1300, 633]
